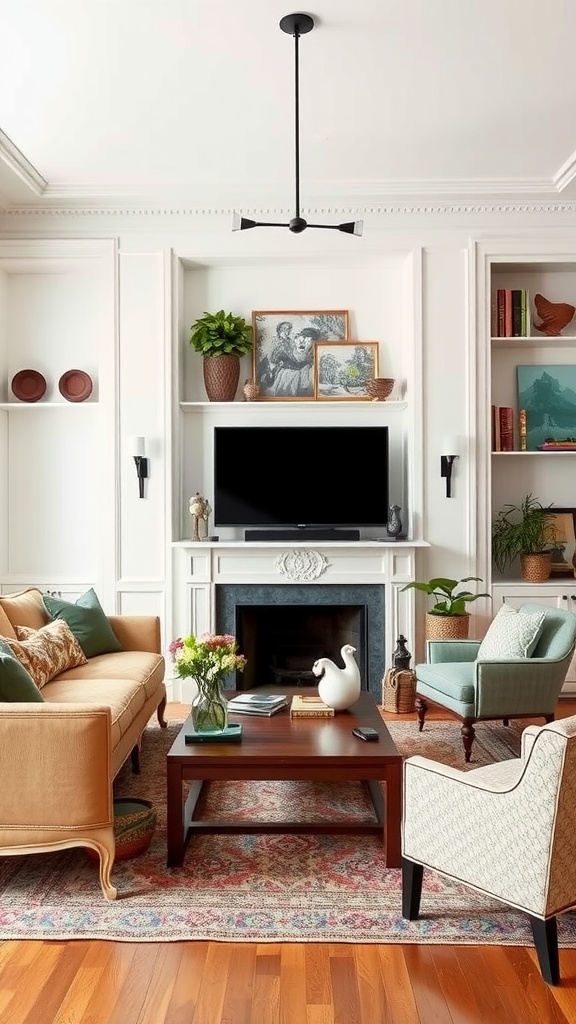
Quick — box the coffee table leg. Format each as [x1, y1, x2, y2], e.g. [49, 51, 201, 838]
[384, 762, 402, 868]
[166, 762, 185, 867]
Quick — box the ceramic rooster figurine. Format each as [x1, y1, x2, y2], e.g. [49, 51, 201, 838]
[312, 644, 361, 710]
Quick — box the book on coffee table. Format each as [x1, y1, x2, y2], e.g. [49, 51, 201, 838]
[290, 694, 335, 718]
[227, 693, 288, 716]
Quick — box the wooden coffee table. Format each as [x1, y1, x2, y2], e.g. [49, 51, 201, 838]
[166, 689, 402, 868]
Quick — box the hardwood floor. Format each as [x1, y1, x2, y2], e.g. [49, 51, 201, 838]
[1, 700, 576, 1024]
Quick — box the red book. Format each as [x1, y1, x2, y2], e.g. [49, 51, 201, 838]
[499, 406, 514, 451]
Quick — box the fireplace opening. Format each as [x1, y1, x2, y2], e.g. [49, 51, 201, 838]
[236, 605, 366, 691]
[216, 583, 385, 699]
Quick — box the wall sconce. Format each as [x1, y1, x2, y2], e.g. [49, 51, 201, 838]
[441, 437, 459, 498]
[131, 437, 148, 498]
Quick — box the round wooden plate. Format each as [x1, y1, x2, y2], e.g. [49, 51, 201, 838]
[58, 369, 93, 402]
[11, 369, 47, 402]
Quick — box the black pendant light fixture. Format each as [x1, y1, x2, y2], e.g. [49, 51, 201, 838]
[232, 13, 363, 236]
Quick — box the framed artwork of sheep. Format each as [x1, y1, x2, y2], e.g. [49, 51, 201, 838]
[314, 342, 379, 400]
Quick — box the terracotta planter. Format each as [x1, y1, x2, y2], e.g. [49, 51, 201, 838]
[426, 612, 470, 641]
[202, 354, 240, 402]
[520, 552, 552, 582]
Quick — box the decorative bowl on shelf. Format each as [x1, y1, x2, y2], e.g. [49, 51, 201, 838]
[11, 369, 47, 403]
[366, 377, 395, 401]
[58, 369, 93, 403]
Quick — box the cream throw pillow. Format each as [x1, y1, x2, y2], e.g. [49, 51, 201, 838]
[477, 605, 546, 660]
[4, 620, 87, 689]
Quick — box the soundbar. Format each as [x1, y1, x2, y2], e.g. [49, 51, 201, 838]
[244, 528, 360, 542]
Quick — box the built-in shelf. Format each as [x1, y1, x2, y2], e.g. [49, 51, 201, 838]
[492, 450, 576, 456]
[491, 336, 576, 347]
[172, 539, 429, 548]
[179, 400, 407, 410]
[0, 402, 98, 410]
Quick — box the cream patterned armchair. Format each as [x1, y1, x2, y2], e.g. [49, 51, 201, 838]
[401, 716, 576, 985]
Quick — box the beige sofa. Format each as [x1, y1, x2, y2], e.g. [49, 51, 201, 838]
[0, 588, 166, 900]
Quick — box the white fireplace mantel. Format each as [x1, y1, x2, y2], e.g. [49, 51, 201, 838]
[171, 540, 428, 700]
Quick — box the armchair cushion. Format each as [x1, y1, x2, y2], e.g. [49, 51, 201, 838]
[43, 589, 123, 658]
[4, 621, 87, 689]
[414, 661, 476, 704]
[0, 642, 45, 702]
[477, 604, 546, 660]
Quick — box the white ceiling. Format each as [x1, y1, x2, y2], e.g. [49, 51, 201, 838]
[1, 0, 576, 211]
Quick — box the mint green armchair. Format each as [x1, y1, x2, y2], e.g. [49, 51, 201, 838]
[414, 604, 576, 762]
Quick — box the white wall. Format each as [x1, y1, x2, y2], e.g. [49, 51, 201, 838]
[3, 206, 576, 653]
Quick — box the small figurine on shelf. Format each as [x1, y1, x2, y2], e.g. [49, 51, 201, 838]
[189, 492, 212, 542]
[533, 293, 576, 337]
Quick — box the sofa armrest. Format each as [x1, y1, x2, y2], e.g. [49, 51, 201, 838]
[0, 704, 113, 831]
[107, 615, 161, 654]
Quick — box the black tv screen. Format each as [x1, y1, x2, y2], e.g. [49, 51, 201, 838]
[214, 426, 389, 529]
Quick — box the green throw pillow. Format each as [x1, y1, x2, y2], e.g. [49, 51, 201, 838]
[42, 588, 123, 659]
[0, 640, 45, 702]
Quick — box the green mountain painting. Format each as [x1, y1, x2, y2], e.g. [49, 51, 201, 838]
[517, 365, 576, 450]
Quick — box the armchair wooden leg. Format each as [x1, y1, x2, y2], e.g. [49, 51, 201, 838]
[529, 915, 559, 985]
[461, 719, 476, 763]
[415, 696, 428, 733]
[544, 714, 554, 725]
[130, 744, 141, 774]
[402, 858, 424, 920]
[503, 718, 509, 726]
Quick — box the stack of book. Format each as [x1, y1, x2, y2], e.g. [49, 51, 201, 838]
[290, 694, 335, 718]
[227, 693, 288, 716]
[491, 405, 527, 451]
[492, 289, 531, 337]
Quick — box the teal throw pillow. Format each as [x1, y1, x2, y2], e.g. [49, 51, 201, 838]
[42, 588, 123, 659]
[0, 640, 45, 702]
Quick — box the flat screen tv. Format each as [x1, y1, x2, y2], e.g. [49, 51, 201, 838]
[214, 426, 389, 540]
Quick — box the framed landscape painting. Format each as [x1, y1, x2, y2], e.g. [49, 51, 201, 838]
[314, 342, 379, 400]
[517, 365, 576, 450]
[252, 309, 349, 401]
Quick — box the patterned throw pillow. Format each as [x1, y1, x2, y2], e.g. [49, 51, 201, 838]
[4, 620, 87, 689]
[477, 604, 547, 660]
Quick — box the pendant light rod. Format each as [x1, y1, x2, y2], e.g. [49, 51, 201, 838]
[232, 12, 363, 236]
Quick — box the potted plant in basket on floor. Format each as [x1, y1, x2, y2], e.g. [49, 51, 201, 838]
[169, 633, 247, 733]
[492, 493, 557, 582]
[189, 309, 253, 402]
[401, 575, 490, 640]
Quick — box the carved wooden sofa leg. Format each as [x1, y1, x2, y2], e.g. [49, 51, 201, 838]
[131, 744, 141, 774]
[157, 694, 168, 728]
[415, 696, 428, 732]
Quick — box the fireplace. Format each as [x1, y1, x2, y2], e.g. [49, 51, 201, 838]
[215, 584, 385, 700]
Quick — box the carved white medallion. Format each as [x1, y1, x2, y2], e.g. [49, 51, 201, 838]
[275, 549, 329, 581]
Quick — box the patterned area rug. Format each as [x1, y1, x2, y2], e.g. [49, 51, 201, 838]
[1, 714, 574, 944]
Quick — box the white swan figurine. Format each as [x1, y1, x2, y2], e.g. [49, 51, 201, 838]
[312, 644, 361, 710]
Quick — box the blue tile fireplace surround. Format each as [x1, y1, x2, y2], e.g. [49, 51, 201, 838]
[216, 584, 386, 700]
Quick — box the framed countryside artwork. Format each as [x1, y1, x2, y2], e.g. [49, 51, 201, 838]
[517, 365, 576, 450]
[547, 508, 576, 577]
[252, 310, 349, 401]
[314, 342, 379, 401]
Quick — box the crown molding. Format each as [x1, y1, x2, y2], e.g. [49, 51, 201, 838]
[0, 129, 47, 195]
[4, 200, 576, 219]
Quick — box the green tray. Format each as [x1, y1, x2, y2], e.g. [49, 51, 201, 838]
[184, 722, 243, 744]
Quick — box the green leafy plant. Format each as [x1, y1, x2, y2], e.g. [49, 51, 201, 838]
[401, 576, 490, 616]
[492, 494, 557, 574]
[189, 310, 252, 356]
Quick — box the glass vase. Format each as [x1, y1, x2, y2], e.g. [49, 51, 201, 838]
[192, 674, 228, 733]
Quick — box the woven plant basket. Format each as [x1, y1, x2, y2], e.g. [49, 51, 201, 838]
[520, 552, 552, 582]
[426, 612, 470, 640]
[382, 667, 417, 713]
[203, 354, 240, 402]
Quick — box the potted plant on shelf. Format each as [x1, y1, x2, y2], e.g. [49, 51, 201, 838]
[492, 493, 557, 582]
[401, 576, 490, 640]
[189, 309, 252, 402]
